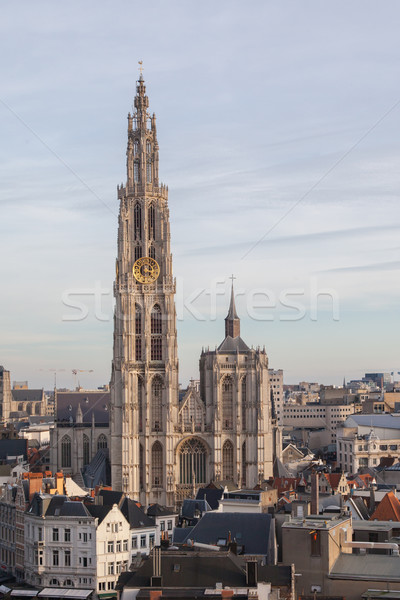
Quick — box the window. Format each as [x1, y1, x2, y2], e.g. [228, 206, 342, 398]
[134, 203, 142, 240]
[108, 541, 114, 553]
[53, 550, 59, 566]
[160, 521, 165, 532]
[167, 520, 173, 531]
[64, 550, 71, 567]
[132, 537, 137, 549]
[82, 557, 88, 567]
[222, 376, 234, 431]
[135, 305, 142, 362]
[116, 540, 121, 552]
[123, 540, 128, 551]
[140, 535, 146, 548]
[38, 527, 42, 541]
[149, 245, 155, 259]
[152, 441, 163, 487]
[148, 204, 155, 240]
[139, 444, 144, 489]
[83, 532, 88, 543]
[134, 161, 140, 183]
[146, 159, 152, 183]
[64, 528, 71, 542]
[138, 376, 143, 431]
[151, 375, 163, 431]
[222, 440, 234, 481]
[83, 434, 90, 466]
[134, 244, 142, 262]
[311, 531, 321, 556]
[149, 534, 155, 549]
[241, 441, 246, 487]
[52, 528, 59, 542]
[108, 563, 114, 575]
[97, 434, 108, 450]
[179, 437, 207, 484]
[151, 305, 162, 362]
[61, 436, 71, 468]
[241, 377, 247, 431]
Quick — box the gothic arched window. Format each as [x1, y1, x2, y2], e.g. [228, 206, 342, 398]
[241, 376, 247, 431]
[222, 440, 234, 481]
[152, 441, 163, 487]
[134, 139, 139, 155]
[134, 161, 140, 183]
[97, 434, 108, 450]
[147, 159, 152, 183]
[148, 245, 155, 260]
[134, 203, 142, 240]
[135, 304, 142, 361]
[222, 376, 234, 431]
[148, 204, 155, 240]
[139, 443, 144, 489]
[134, 244, 142, 262]
[151, 304, 162, 361]
[26, 403, 32, 416]
[241, 441, 246, 487]
[61, 435, 71, 468]
[35, 403, 41, 415]
[138, 375, 143, 432]
[146, 141, 152, 154]
[179, 438, 207, 484]
[83, 434, 90, 466]
[18, 403, 23, 412]
[151, 376, 163, 432]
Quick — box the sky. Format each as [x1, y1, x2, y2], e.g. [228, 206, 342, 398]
[1, 1, 400, 390]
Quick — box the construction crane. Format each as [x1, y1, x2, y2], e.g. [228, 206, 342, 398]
[38, 368, 66, 389]
[72, 369, 94, 390]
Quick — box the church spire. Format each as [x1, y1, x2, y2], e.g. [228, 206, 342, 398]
[225, 277, 240, 339]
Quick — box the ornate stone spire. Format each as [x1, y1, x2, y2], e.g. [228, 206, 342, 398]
[225, 279, 240, 339]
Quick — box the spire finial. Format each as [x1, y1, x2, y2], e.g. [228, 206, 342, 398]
[225, 275, 240, 338]
[138, 60, 144, 79]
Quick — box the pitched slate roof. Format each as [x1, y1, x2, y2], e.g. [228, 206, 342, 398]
[217, 336, 250, 353]
[120, 498, 155, 529]
[147, 503, 177, 518]
[182, 512, 273, 556]
[370, 491, 400, 521]
[0, 439, 28, 461]
[117, 552, 246, 589]
[86, 504, 113, 524]
[56, 391, 110, 424]
[181, 499, 212, 519]
[195, 487, 224, 510]
[28, 494, 91, 518]
[12, 389, 44, 403]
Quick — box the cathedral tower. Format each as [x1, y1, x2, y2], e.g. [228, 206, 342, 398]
[110, 75, 179, 506]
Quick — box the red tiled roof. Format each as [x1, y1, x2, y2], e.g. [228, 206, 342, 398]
[273, 477, 300, 495]
[324, 473, 343, 490]
[370, 491, 400, 521]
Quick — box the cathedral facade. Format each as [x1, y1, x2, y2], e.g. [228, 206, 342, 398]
[110, 76, 281, 506]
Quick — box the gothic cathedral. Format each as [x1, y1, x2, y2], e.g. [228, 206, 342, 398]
[110, 75, 281, 506]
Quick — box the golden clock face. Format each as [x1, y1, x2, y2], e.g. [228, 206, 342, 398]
[133, 256, 160, 284]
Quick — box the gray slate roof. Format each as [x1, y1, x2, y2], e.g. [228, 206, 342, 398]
[56, 391, 110, 424]
[117, 552, 246, 589]
[218, 336, 250, 353]
[182, 512, 273, 557]
[330, 553, 400, 580]
[12, 389, 44, 403]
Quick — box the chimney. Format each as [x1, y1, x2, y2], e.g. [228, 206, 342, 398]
[246, 560, 258, 587]
[55, 472, 64, 495]
[311, 473, 319, 515]
[151, 546, 162, 587]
